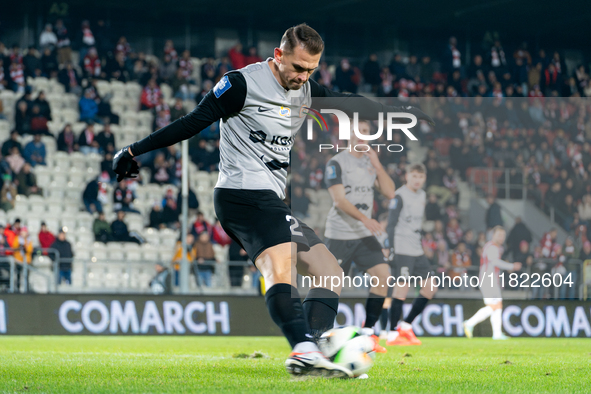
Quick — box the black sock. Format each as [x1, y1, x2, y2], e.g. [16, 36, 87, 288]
[363, 293, 385, 329]
[302, 287, 339, 339]
[390, 298, 404, 329]
[265, 284, 311, 348]
[379, 308, 389, 332]
[404, 295, 430, 324]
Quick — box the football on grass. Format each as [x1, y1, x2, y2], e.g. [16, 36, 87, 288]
[318, 326, 375, 377]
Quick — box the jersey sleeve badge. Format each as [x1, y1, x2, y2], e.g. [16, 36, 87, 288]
[213, 75, 232, 98]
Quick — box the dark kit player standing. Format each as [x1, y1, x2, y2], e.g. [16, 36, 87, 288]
[113, 23, 433, 377]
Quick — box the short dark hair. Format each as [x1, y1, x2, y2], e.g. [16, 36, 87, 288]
[280, 23, 324, 55]
[408, 163, 426, 174]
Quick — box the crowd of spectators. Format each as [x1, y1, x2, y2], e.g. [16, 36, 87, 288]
[0, 218, 74, 290]
[2, 20, 591, 294]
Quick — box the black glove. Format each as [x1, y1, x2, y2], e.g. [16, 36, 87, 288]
[399, 105, 436, 126]
[113, 146, 139, 182]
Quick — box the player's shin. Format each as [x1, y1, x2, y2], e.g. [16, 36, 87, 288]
[403, 294, 430, 326]
[265, 283, 312, 348]
[302, 287, 339, 340]
[363, 292, 385, 331]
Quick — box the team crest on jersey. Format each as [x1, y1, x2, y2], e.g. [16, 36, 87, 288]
[213, 75, 232, 98]
[279, 106, 291, 116]
[389, 198, 398, 209]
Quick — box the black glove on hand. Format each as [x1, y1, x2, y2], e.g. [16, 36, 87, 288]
[113, 146, 139, 182]
[399, 105, 436, 126]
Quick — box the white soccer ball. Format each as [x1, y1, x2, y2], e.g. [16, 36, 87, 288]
[318, 326, 375, 377]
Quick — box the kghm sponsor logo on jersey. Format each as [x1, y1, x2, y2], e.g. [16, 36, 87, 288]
[301, 106, 418, 153]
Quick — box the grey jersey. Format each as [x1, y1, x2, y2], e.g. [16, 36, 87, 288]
[324, 151, 376, 240]
[386, 185, 426, 256]
[214, 59, 311, 199]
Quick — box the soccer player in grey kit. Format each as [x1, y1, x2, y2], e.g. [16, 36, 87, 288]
[324, 120, 393, 352]
[113, 23, 433, 377]
[385, 163, 439, 346]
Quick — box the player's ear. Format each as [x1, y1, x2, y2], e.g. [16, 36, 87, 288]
[274, 47, 283, 63]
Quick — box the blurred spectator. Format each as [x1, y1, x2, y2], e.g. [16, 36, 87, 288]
[425, 194, 442, 221]
[114, 36, 131, 60]
[175, 186, 199, 215]
[22, 47, 42, 79]
[450, 242, 471, 283]
[178, 50, 194, 81]
[15, 163, 40, 196]
[443, 36, 461, 76]
[577, 194, 591, 222]
[245, 46, 262, 65]
[159, 54, 177, 83]
[54, 19, 72, 64]
[40, 46, 59, 78]
[540, 228, 558, 258]
[194, 231, 217, 287]
[579, 241, 591, 262]
[100, 152, 117, 183]
[82, 178, 103, 214]
[315, 61, 333, 89]
[38, 222, 55, 250]
[96, 122, 115, 153]
[163, 39, 178, 61]
[50, 229, 74, 285]
[363, 54, 381, 92]
[228, 43, 245, 69]
[57, 124, 77, 153]
[11, 226, 32, 290]
[445, 218, 463, 249]
[83, 47, 101, 78]
[79, 90, 99, 123]
[111, 211, 143, 244]
[212, 219, 232, 247]
[335, 58, 357, 93]
[172, 234, 196, 286]
[436, 239, 450, 276]
[149, 152, 172, 184]
[6, 146, 25, 174]
[58, 62, 81, 95]
[170, 68, 191, 100]
[507, 217, 532, 258]
[192, 211, 212, 237]
[0, 179, 17, 211]
[78, 20, 95, 61]
[485, 195, 503, 230]
[105, 52, 129, 82]
[14, 101, 31, 135]
[170, 98, 187, 121]
[140, 79, 162, 110]
[23, 134, 46, 166]
[78, 122, 100, 154]
[113, 180, 140, 213]
[149, 263, 172, 294]
[149, 202, 165, 229]
[29, 105, 50, 135]
[160, 188, 179, 228]
[33, 91, 52, 121]
[93, 212, 112, 243]
[39, 24, 57, 51]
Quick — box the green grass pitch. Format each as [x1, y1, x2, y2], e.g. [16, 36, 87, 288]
[0, 336, 589, 393]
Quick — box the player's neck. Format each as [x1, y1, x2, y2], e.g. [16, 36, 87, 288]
[347, 147, 363, 159]
[268, 59, 288, 90]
